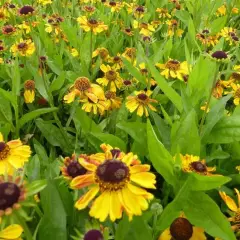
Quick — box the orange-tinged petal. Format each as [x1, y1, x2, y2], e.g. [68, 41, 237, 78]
[70, 174, 95, 189]
[75, 185, 99, 210]
[130, 172, 156, 189]
[219, 191, 238, 212]
[79, 158, 97, 172]
[130, 164, 150, 174]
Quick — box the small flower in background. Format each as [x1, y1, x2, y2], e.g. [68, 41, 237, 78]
[216, 4, 226, 17]
[24, 80, 35, 103]
[156, 59, 189, 81]
[220, 27, 239, 45]
[37, 0, 52, 5]
[210, 50, 229, 62]
[166, 19, 184, 37]
[126, 90, 158, 117]
[232, 7, 239, 14]
[0, 132, 31, 175]
[156, 8, 172, 19]
[0, 224, 23, 240]
[104, 1, 123, 12]
[83, 229, 103, 240]
[82, 5, 96, 15]
[97, 64, 123, 92]
[18, 5, 35, 17]
[77, 16, 108, 34]
[80, 96, 106, 115]
[0, 7, 9, 21]
[64, 77, 105, 104]
[228, 83, 240, 106]
[219, 189, 240, 231]
[122, 47, 136, 64]
[10, 39, 35, 57]
[138, 63, 157, 87]
[70, 48, 79, 57]
[200, 102, 210, 113]
[133, 20, 155, 37]
[70, 146, 156, 222]
[105, 91, 122, 110]
[2, 25, 16, 35]
[229, 66, 240, 83]
[92, 47, 110, 61]
[158, 213, 206, 240]
[108, 55, 123, 69]
[179, 154, 216, 175]
[196, 29, 219, 47]
[122, 27, 134, 36]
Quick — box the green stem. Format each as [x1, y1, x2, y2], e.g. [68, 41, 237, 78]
[90, 30, 93, 78]
[14, 213, 33, 240]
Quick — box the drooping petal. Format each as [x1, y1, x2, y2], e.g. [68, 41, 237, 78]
[109, 191, 123, 222]
[130, 172, 156, 189]
[219, 191, 238, 212]
[130, 164, 150, 174]
[70, 174, 95, 189]
[79, 158, 97, 172]
[0, 224, 23, 239]
[128, 183, 154, 200]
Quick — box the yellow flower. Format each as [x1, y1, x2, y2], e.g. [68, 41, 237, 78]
[126, 90, 157, 117]
[156, 8, 171, 19]
[220, 27, 239, 45]
[10, 38, 35, 57]
[219, 189, 240, 231]
[229, 65, 240, 83]
[97, 64, 123, 92]
[108, 54, 124, 70]
[17, 21, 31, 34]
[2, 25, 17, 35]
[216, 4, 226, 16]
[0, 224, 23, 240]
[37, 0, 52, 5]
[232, 7, 239, 14]
[104, 1, 123, 12]
[156, 59, 189, 81]
[166, 19, 183, 37]
[80, 97, 106, 115]
[70, 48, 79, 57]
[0, 58, 4, 64]
[0, 7, 9, 21]
[138, 63, 156, 87]
[230, 83, 240, 106]
[125, 3, 145, 18]
[133, 20, 155, 37]
[92, 47, 109, 61]
[64, 77, 105, 104]
[77, 16, 108, 34]
[200, 102, 210, 113]
[179, 154, 216, 175]
[122, 47, 136, 64]
[0, 132, 31, 175]
[24, 80, 35, 103]
[159, 213, 206, 240]
[105, 91, 122, 110]
[70, 147, 156, 222]
[196, 30, 219, 47]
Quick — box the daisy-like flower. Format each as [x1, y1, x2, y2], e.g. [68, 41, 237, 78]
[122, 47, 136, 64]
[61, 154, 87, 181]
[232, 7, 239, 14]
[220, 27, 239, 45]
[156, 59, 189, 81]
[18, 5, 35, 16]
[64, 77, 105, 104]
[0, 7, 9, 21]
[228, 83, 240, 106]
[24, 80, 35, 103]
[0, 224, 23, 240]
[0, 132, 31, 175]
[229, 66, 240, 83]
[105, 91, 122, 110]
[196, 29, 219, 47]
[138, 63, 157, 87]
[179, 154, 216, 175]
[92, 48, 110, 61]
[70, 48, 79, 57]
[133, 20, 155, 37]
[210, 50, 229, 62]
[97, 64, 123, 92]
[80, 97, 106, 115]
[77, 16, 108, 35]
[166, 19, 184, 37]
[159, 213, 206, 240]
[122, 27, 134, 36]
[126, 90, 157, 117]
[219, 189, 240, 231]
[83, 229, 103, 240]
[10, 39, 35, 57]
[70, 148, 156, 222]
[109, 55, 123, 69]
[156, 8, 171, 19]
[104, 1, 123, 12]
[2, 25, 16, 35]
[82, 5, 96, 15]
[216, 4, 226, 17]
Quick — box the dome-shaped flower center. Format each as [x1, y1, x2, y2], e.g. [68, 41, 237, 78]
[211, 51, 228, 59]
[125, 48, 136, 58]
[232, 36, 239, 41]
[140, 68, 148, 75]
[190, 161, 207, 173]
[166, 60, 180, 71]
[105, 91, 116, 99]
[84, 229, 103, 240]
[109, 1, 116, 6]
[143, 36, 151, 42]
[67, 160, 87, 178]
[123, 80, 131, 86]
[232, 72, 240, 81]
[135, 6, 144, 13]
[88, 19, 98, 27]
[17, 42, 27, 50]
[137, 93, 148, 101]
[140, 23, 148, 29]
[19, 6, 34, 15]
[235, 88, 240, 98]
[110, 149, 121, 158]
[24, 80, 35, 90]
[0, 46, 4, 51]
[170, 217, 193, 240]
[3, 25, 14, 33]
[99, 49, 109, 59]
[113, 56, 121, 63]
[96, 159, 129, 185]
[74, 77, 91, 91]
[0, 142, 10, 160]
[202, 29, 209, 34]
[106, 70, 117, 81]
[0, 182, 21, 210]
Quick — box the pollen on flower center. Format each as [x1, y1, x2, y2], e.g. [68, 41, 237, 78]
[0, 182, 21, 210]
[137, 93, 148, 101]
[88, 19, 98, 27]
[166, 60, 180, 70]
[17, 42, 27, 49]
[96, 160, 129, 190]
[24, 80, 35, 90]
[190, 161, 207, 173]
[106, 70, 117, 81]
[0, 142, 10, 160]
[170, 217, 193, 240]
[67, 160, 87, 178]
[74, 77, 91, 91]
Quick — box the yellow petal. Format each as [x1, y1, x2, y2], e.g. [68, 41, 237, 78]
[191, 227, 206, 240]
[78, 158, 97, 171]
[0, 132, 3, 142]
[158, 228, 171, 240]
[137, 105, 144, 117]
[0, 224, 23, 239]
[109, 191, 123, 222]
[130, 164, 150, 174]
[70, 174, 95, 189]
[130, 172, 156, 189]
[128, 183, 154, 200]
[219, 191, 238, 212]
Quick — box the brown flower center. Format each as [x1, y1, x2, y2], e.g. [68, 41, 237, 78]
[211, 51, 228, 59]
[83, 6, 95, 12]
[74, 77, 91, 91]
[232, 72, 240, 81]
[110, 149, 121, 158]
[99, 49, 109, 59]
[24, 80, 35, 90]
[105, 91, 116, 99]
[19, 5, 34, 15]
[67, 160, 87, 178]
[140, 68, 148, 75]
[84, 229, 103, 240]
[106, 70, 117, 81]
[135, 6, 144, 13]
[109, 1, 116, 6]
[88, 19, 98, 28]
[17, 42, 27, 50]
[113, 56, 121, 63]
[190, 161, 207, 173]
[3, 25, 14, 34]
[235, 88, 240, 98]
[0, 182, 20, 210]
[137, 93, 148, 101]
[170, 217, 193, 240]
[0, 142, 10, 160]
[123, 80, 131, 86]
[166, 60, 180, 71]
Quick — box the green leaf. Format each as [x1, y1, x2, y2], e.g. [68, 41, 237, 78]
[0, 88, 17, 109]
[0, 94, 12, 123]
[171, 110, 200, 155]
[115, 215, 131, 240]
[26, 155, 40, 182]
[210, 16, 227, 34]
[11, 59, 21, 97]
[25, 179, 47, 197]
[147, 120, 175, 186]
[145, 58, 183, 112]
[33, 139, 49, 167]
[50, 72, 65, 92]
[19, 107, 58, 128]
[131, 216, 153, 240]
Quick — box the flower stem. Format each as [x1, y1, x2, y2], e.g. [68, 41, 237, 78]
[90, 30, 93, 78]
